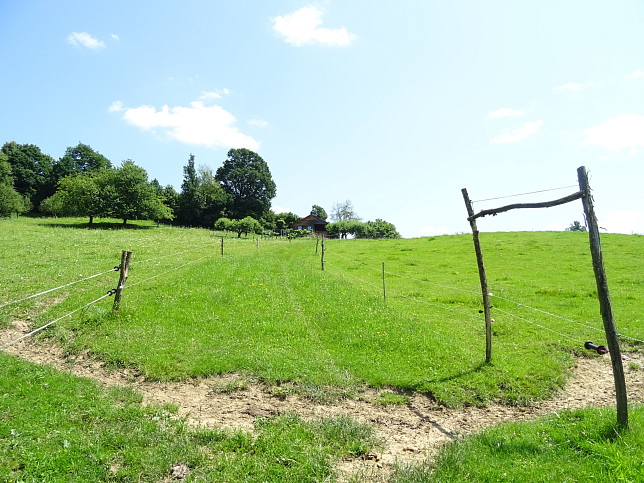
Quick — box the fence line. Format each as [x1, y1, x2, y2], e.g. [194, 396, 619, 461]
[0, 292, 112, 350]
[493, 307, 586, 344]
[325, 249, 644, 347]
[0, 267, 119, 310]
[126, 255, 213, 289]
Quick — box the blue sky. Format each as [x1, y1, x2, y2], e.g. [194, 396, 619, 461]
[1, 1, 643, 237]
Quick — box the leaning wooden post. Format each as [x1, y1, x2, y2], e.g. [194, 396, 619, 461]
[112, 250, 132, 311]
[462, 188, 493, 363]
[321, 237, 325, 271]
[577, 166, 628, 428]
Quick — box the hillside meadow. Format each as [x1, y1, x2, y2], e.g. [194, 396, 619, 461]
[1, 216, 643, 481]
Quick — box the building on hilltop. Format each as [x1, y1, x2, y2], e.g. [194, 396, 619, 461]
[291, 214, 328, 236]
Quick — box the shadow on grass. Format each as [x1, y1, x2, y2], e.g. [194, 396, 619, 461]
[38, 221, 157, 230]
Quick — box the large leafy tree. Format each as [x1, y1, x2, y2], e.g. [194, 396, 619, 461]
[53, 143, 112, 182]
[310, 204, 327, 220]
[216, 148, 276, 220]
[1, 141, 55, 209]
[100, 160, 172, 225]
[176, 154, 204, 227]
[40, 173, 103, 223]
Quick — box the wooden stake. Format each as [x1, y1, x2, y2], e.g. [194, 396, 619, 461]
[462, 188, 493, 363]
[577, 166, 628, 428]
[382, 261, 387, 303]
[321, 237, 325, 271]
[112, 250, 132, 311]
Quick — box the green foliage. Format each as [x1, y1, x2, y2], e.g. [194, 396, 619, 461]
[99, 160, 171, 224]
[566, 220, 587, 232]
[0, 182, 26, 216]
[1, 141, 55, 208]
[53, 142, 112, 182]
[231, 215, 263, 237]
[311, 204, 327, 220]
[216, 148, 276, 220]
[40, 173, 102, 222]
[327, 219, 400, 239]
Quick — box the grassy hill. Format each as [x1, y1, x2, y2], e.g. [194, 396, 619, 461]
[1, 216, 643, 481]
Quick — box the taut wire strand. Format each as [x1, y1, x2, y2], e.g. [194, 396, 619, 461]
[0, 293, 111, 350]
[0, 269, 118, 310]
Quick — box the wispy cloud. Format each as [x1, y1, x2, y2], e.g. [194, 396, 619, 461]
[581, 114, 644, 153]
[627, 70, 644, 79]
[272, 6, 356, 47]
[199, 89, 230, 101]
[487, 108, 526, 119]
[491, 120, 543, 144]
[248, 119, 268, 127]
[67, 32, 106, 49]
[109, 100, 259, 151]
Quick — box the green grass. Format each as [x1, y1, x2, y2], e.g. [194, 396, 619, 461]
[2, 217, 644, 481]
[391, 405, 644, 482]
[2, 217, 643, 407]
[0, 352, 379, 482]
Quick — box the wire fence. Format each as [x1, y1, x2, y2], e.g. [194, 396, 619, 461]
[322, 242, 644, 350]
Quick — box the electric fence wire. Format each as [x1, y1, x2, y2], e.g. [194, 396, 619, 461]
[328, 250, 481, 296]
[0, 292, 112, 350]
[493, 307, 586, 344]
[326, 250, 644, 345]
[133, 244, 214, 265]
[125, 254, 213, 289]
[324, 261, 481, 321]
[472, 184, 579, 203]
[0, 268, 119, 310]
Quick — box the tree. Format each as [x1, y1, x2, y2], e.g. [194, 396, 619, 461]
[1, 141, 55, 209]
[197, 166, 230, 227]
[355, 219, 400, 239]
[176, 154, 205, 227]
[310, 204, 327, 220]
[230, 216, 262, 238]
[566, 220, 587, 232]
[40, 173, 102, 223]
[0, 182, 26, 216]
[53, 143, 112, 182]
[214, 217, 234, 232]
[216, 148, 276, 220]
[330, 200, 360, 222]
[100, 160, 171, 225]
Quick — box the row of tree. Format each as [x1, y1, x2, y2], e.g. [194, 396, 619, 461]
[1, 140, 399, 238]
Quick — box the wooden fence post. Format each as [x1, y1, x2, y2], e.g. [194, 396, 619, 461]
[578, 166, 628, 428]
[221, 237, 224, 257]
[462, 188, 493, 363]
[112, 250, 132, 311]
[321, 237, 325, 271]
[382, 261, 387, 303]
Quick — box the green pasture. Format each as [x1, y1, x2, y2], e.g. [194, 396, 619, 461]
[2, 216, 644, 481]
[1, 217, 643, 407]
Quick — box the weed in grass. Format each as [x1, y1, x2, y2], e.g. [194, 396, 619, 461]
[209, 377, 250, 394]
[375, 391, 410, 406]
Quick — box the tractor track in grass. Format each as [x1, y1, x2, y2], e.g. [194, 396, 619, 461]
[2, 320, 643, 481]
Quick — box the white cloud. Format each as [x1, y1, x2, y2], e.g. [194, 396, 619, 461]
[272, 205, 292, 214]
[553, 81, 594, 92]
[487, 108, 526, 119]
[272, 6, 356, 47]
[248, 119, 268, 127]
[491, 120, 543, 144]
[627, 70, 644, 79]
[601, 210, 644, 234]
[109, 100, 259, 150]
[199, 89, 230, 101]
[67, 32, 106, 49]
[111, 33, 120, 41]
[581, 114, 644, 152]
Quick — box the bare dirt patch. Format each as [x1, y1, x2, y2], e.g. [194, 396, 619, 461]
[2, 321, 643, 481]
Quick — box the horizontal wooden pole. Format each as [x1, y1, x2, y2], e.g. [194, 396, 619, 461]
[469, 191, 584, 221]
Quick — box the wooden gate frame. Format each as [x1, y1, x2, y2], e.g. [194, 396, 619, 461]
[462, 166, 628, 428]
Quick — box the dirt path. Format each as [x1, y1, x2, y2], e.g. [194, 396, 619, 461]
[2, 320, 643, 481]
